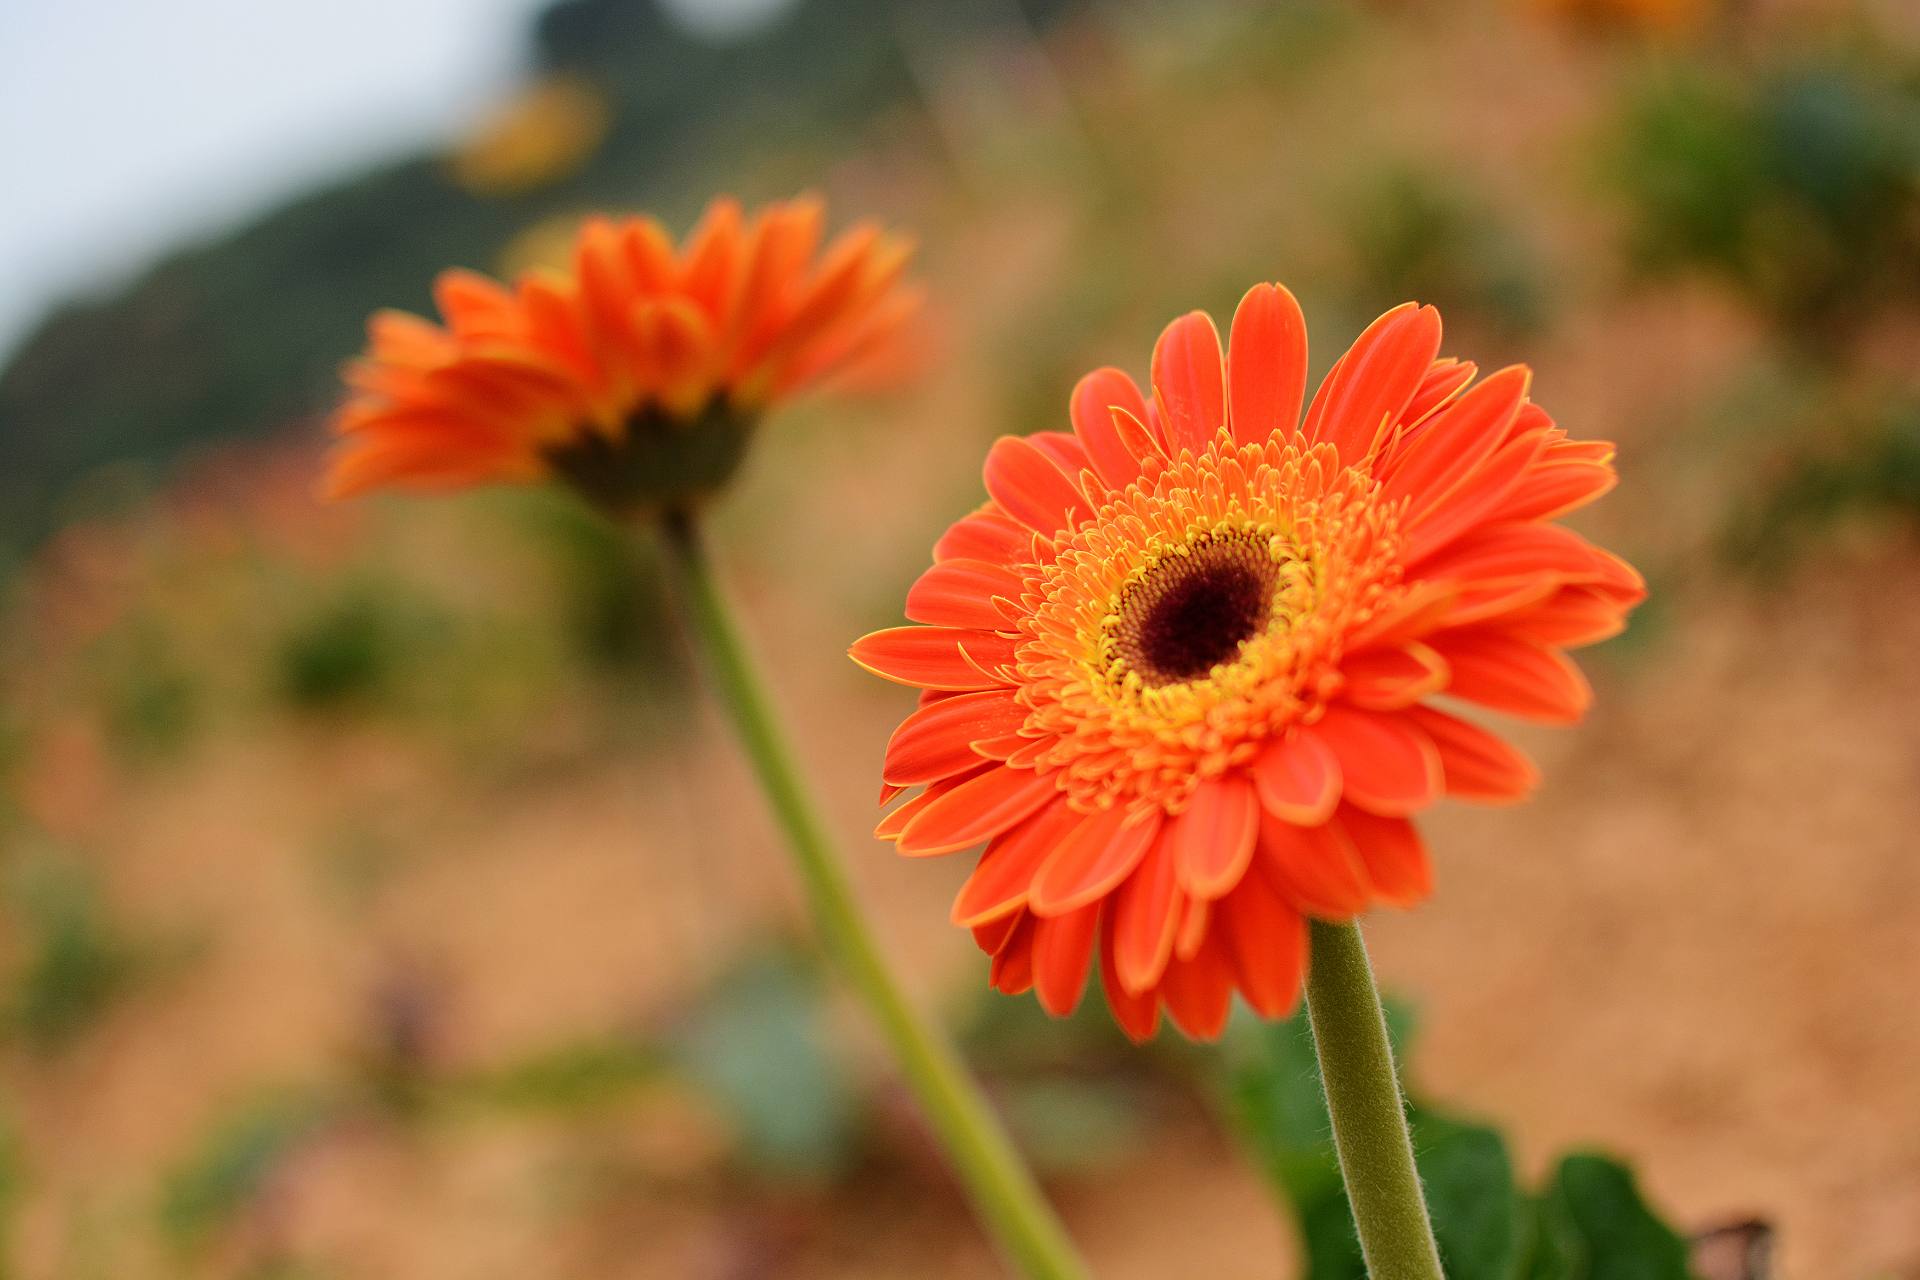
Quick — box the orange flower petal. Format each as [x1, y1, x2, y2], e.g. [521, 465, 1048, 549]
[849, 627, 1016, 691]
[1029, 431, 1091, 481]
[1159, 940, 1235, 1041]
[983, 435, 1091, 537]
[1171, 774, 1261, 901]
[1405, 705, 1540, 804]
[906, 559, 1027, 630]
[1111, 825, 1182, 994]
[1255, 810, 1373, 919]
[1029, 806, 1163, 917]
[1174, 894, 1210, 961]
[971, 908, 1023, 957]
[1098, 911, 1162, 1042]
[1309, 705, 1441, 817]
[1416, 521, 1616, 588]
[933, 508, 1031, 566]
[1430, 631, 1593, 723]
[882, 690, 1029, 786]
[1339, 642, 1450, 711]
[1150, 311, 1227, 456]
[990, 915, 1036, 994]
[1338, 805, 1434, 907]
[1401, 428, 1550, 565]
[1032, 903, 1101, 1016]
[1218, 875, 1306, 1018]
[951, 799, 1085, 927]
[1227, 283, 1309, 446]
[434, 269, 518, 337]
[1344, 581, 1459, 654]
[1403, 358, 1477, 426]
[1504, 584, 1633, 648]
[1494, 459, 1620, 524]
[1070, 367, 1153, 490]
[1381, 365, 1531, 519]
[1109, 407, 1167, 465]
[875, 763, 991, 839]
[1302, 302, 1443, 464]
[897, 766, 1060, 856]
[677, 197, 746, 315]
[1253, 731, 1343, 826]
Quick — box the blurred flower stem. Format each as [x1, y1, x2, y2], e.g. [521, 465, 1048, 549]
[657, 510, 1088, 1280]
[1304, 918, 1444, 1278]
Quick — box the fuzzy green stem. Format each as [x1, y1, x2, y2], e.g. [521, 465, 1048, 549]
[657, 510, 1087, 1280]
[1304, 918, 1445, 1279]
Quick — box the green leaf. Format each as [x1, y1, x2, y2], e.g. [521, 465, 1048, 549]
[1227, 1005, 1531, 1279]
[1221, 1007, 1695, 1280]
[1525, 1154, 1695, 1280]
[1414, 1113, 1523, 1279]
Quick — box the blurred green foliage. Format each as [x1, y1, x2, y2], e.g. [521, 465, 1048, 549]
[995, 1076, 1151, 1176]
[460, 1034, 665, 1114]
[2, 855, 145, 1052]
[1342, 165, 1546, 340]
[1607, 54, 1920, 345]
[956, 989, 1174, 1176]
[0, 1112, 22, 1280]
[92, 621, 200, 763]
[1226, 1006, 1693, 1278]
[665, 950, 856, 1180]
[157, 1092, 335, 1251]
[275, 582, 422, 709]
[429, 950, 859, 1179]
[1722, 398, 1920, 569]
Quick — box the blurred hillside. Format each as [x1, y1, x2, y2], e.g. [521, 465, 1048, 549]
[0, 0, 1080, 552]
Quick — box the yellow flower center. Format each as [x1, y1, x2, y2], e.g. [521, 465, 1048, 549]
[1011, 433, 1408, 816]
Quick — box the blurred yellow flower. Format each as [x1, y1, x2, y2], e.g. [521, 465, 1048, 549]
[448, 75, 611, 196]
[494, 212, 589, 279]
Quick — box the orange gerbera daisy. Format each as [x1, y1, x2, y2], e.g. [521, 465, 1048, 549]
[852, 285, 1643, 1041]
[326, 195, 919, 511]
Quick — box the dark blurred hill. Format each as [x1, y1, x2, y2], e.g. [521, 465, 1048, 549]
[0, 0, 1077, 552]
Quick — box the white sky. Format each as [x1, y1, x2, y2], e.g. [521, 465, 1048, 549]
[0, 0, 801, 363]
[0, 0, 550, 361]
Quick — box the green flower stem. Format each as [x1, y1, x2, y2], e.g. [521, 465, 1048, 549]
[657, 510, 1087, 1280]
[1304, 918, 1445, 1279]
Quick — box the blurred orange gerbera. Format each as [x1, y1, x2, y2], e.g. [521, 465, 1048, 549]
[326, 195, 919, 511]
[852, 285, 1643, 1041]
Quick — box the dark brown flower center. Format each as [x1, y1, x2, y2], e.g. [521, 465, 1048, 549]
[1110, 531, 1283, 687]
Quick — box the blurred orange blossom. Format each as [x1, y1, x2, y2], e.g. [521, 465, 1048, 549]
[325, 196, 921, 514]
